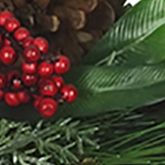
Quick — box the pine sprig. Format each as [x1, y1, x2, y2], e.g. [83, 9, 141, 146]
[0, 118, 98, 165]
[1, 109, 165, 165]
[96, 121, 165, 165]
[86, 109, 165, 165]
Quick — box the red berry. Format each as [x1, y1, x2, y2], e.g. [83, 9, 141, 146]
[0, 90, 4, 100]
[0, 11, 13, 26]
[0, 74, 6, 88]
[33, 95, 42, 108]
[39, 79, 58, 96]
[4, 92, 20, 107]
[54, 55, 70, 74]
[38, 61, 53, 77]
[7, 71, 19, 82]
[12, 78, 22, 90]
[22, 36, 34, 48]
[5, 17, 20, 32]
[52, 76, 64, 88]
[22, 74, 37, 86]
[4, 38, 11, 46]
[38, 98, 58, 118]
[33, 95, 43, 108]
[22, 62, 37, 74]
[16, 91, 30, 103]
[23, 46, 41, 62]
[33, 37, 49, 53]
[61, 84, 78, 103]
[14, 27, 30, 41]
[0, 46, 17, 65]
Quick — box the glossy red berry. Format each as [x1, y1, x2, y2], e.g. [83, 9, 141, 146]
[61, 84, 78, 103]
[33, 37, 49, 53]
[0, 11, 77, 116]
[4, 92, 20, 107]
[4, 38, 11, 46]
[5, 17, 20, 32]
[0, 35, 12, 49]
[12, 78, 22, 90]
[0, 90, 4, 100]
[38, 61, 53, 77]
[33, 95, 43, 108]
[38, 98, 58, 118]
[0, 46, 17, 65]
[22, 36, 34, 48]
[54, 55, 71, 74]
[0, 11, 14, 26]
[22, 74, 37, 86]
[52, 76, 64, 88]
[16, 91, 30, 103]
[14, 27, 30, 41]
[0, 74, 6, 89]
[7, 71, 19, 82]
[39, 79, 58, 96]
[23, 46, 41, 62]
[22, 62, 37, 74]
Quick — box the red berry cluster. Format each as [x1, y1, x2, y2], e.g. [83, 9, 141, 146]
[0, 11, 78, 118]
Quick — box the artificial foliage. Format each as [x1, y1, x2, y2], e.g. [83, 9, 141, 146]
[0, 118, 98, 165]
[2, 0, 165, 165]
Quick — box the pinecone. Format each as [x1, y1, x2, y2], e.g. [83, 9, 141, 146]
[0, 0, 127, 64]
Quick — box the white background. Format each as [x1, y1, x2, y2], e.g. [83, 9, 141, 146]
[126, 0, 141, 5]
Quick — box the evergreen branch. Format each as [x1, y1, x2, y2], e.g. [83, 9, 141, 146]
[89, 110, 165, 165]
[1, 109, 165, 165]
[0, 118, 98, 165]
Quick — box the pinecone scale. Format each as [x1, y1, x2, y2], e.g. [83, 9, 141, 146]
[0, 0, 127, 64]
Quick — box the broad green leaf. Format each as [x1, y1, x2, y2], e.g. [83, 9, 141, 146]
[2, 63, 165, 121]
[60, 64, 165, 117]
[84, 0, 165, 66]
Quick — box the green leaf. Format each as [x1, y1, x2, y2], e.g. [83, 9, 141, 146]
[84, 0, 165, 66]
[61, 64, 165, 117]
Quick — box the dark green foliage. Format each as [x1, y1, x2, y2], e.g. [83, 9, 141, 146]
[1, 0, 165, 165]
[85, 0, 165, 66]
[0, 118, 98, 165]
[62, 0, 165, 118]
